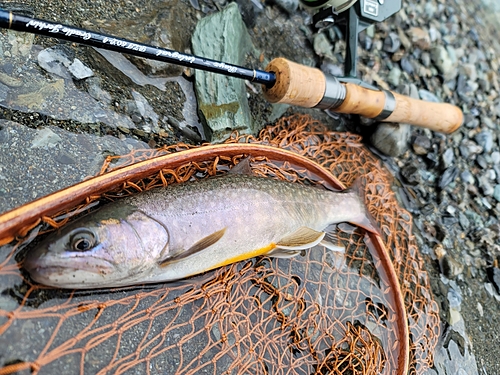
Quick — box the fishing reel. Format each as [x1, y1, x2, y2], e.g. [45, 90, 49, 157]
[301, 0, 402, 84]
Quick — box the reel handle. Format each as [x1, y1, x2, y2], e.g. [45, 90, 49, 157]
[263, 58, 463, 134]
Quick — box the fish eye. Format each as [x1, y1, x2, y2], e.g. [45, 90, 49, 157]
[69, 230, 97, 252]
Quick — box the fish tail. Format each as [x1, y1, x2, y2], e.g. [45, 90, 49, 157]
[345, 178, 381, 235]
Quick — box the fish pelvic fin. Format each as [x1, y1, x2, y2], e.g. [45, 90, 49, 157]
[268, 227, 325, 258]
[159, 227, 226, 267]
[345, 178, 381, 235]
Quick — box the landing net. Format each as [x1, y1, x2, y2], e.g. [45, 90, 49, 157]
[0, 114, 439, 375]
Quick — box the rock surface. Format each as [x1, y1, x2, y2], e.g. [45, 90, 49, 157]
[192, 2, 254, 142]
[0, 0, 500, 374]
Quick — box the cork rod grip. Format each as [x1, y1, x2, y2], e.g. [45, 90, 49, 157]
[383, 92, 463, 133]
[262, 58, 326, 108]
[335, 83, 463, 134]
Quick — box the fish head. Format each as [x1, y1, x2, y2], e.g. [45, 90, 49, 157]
[24, 203, 170, 289]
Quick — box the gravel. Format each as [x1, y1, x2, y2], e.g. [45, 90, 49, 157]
[0, 0, 500, 374]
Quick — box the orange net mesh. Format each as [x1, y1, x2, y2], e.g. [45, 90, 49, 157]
[0, 114, 439, 375]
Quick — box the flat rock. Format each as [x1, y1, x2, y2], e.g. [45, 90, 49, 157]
[192, 3, 254, 142]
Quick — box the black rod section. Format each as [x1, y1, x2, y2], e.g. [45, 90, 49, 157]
[0, 9, 276, 87]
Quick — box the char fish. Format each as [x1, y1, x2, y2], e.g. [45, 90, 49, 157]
[24, 174, 379, 289]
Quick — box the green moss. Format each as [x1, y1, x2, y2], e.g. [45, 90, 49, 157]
[199, 101, 240, 120]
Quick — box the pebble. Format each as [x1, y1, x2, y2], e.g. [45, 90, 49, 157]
[493, 185, 500, 202]
[370, 122, 410, 157]
[439, 166, 459, 189]
[418, 89, 440, 103]
[0, 82, 9, 102]
[447, 287, 463, 310]
[430, 46, 456, 78]
[31, 127, 62, 149]
[387, 67, 402, 86]
[412, 135, 431, 155]
[400, 57, 414, 75]
[478, 175, 495, 196]
[474, 131, 494, 153]
[442, 148, 454, 168]
[37, 47, 72, 79]
[408, 27, 431, 50]
[383, 32, 401, 53]
[273, 0, 298, 13]
[68, 58, 94, 80]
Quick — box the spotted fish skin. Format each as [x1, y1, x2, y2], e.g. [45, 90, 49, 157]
[24, 175, 377, 289]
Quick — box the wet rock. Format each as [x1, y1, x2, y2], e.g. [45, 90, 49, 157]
[387, 67, 402, 87]
[370, 122, 410, 157]
[448, 287, 463, 311]
[418, 89, 440, 103]
[383, 32, 401, 53]
[484, 283, 500, 302]
[234, 0, 261, 28]
[478, 174, 495, 196]
[435, 244, 464, 279]
[37, 47, 73, 79]
[439, 167, 459, 189]
[397, 27, 411, 51]
[442, 148, 454, 168]
[131, 91, 160, 133]
[400, 164, 421, 185]
[68, 59, 94, 80]
[421, 52, 431, 67]
[459, 140, 482, 159]
[54, 150, 77, 165]
[474, 131, 493, 153]
[192, 3, 254, 142]
[369, 84, 418, 156]
[460, 170, 475, 185]
[273, 0, 298, 14]
[30, 127, 63, 149]
[493, 185, 500, 202]
[0, 82, 9, 102]
[86, 2, 194, 77]
[413, 135, 431, 155]
[430, 46, 457, 79]
[400, 57, 414, 75]
[0, 120, 148, 213]
[93, 49, 169, 91]
[85, 77, 112, 105]
[491, 151, 500, 165]
[458, 212, 470, 230]
[408, 27, 431, 50]
[313, 33, 335, 60]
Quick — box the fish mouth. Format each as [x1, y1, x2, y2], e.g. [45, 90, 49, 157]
[24, 252, 116, 283]
[24, 262, 117, 288]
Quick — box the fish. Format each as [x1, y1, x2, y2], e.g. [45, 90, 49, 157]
[23, 174, 379, 289]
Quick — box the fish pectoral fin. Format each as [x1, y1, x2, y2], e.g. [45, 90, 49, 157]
[276, 227, 326, 250]
[159, 227, 226, 267]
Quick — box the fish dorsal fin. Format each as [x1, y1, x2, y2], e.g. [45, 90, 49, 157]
[159, 227, 226, 267]
[229, 157, 253, 175]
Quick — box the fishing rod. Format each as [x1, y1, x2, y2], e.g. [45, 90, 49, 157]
[0, 8, 463, 134]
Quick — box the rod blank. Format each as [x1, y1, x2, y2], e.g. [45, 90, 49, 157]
[0, 9, 463, 133]
[0, 9, 276, 86]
